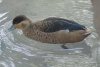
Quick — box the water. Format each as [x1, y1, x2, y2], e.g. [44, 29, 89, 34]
[0, 0, 98, 67]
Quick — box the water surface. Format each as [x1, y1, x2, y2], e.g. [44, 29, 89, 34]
[0, 0, 98, 67]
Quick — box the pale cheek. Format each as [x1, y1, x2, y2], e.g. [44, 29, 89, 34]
[15, 24, 23, 29]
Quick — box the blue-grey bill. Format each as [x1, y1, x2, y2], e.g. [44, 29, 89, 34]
[8, 25, 15, 31]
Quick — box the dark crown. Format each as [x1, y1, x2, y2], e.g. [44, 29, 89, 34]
[13, 15, 27, 25]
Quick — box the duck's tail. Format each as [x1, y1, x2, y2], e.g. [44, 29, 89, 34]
[83, 28, 92, 37]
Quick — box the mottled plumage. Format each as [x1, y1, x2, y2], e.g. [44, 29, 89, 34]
[9, 15, 91, 49]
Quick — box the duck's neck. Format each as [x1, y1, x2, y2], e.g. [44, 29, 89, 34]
[22, 23, 33, 31]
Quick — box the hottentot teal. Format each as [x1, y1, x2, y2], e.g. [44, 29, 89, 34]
[9, 15, 91, 49]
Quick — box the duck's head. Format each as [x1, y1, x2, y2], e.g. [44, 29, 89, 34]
[9, 15, 32, 31]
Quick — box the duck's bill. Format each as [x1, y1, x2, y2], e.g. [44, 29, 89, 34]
[8, 25, 15, 31]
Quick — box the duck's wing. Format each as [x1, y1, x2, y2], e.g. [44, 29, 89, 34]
[42, 17, 86, 33]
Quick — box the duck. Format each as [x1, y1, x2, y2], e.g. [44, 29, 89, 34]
[9, 15, 91, 49]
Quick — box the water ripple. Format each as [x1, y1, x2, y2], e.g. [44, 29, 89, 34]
[0, 0, 97, 67]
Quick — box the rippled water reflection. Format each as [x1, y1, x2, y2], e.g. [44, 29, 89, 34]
[0, 0, 98, 67]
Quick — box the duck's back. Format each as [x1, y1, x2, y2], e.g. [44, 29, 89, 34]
[41, 17, 86, 32]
